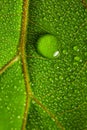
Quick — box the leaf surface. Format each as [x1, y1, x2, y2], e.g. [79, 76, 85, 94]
[0, 0, 87, 130]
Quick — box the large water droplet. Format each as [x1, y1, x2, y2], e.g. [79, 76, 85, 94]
[36, 34, 59, 59]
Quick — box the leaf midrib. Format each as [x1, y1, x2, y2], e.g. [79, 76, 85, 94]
[19, 0, 32, 129]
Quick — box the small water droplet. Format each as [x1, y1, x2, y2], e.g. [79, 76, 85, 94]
[36, 34, 60, 59]
[64, 21, 68, 26]
[73, 62, 79, 66]
[7, 106, 10, 110]
[85, 52, 87, 56]
[52, 118, 55, 122]
[59, 75, 63, 80]
[73, 46, 79, 51]
[74, 56, 80, 61]
[63, 49, 67, 54]
[17, 115, 21, 119]
[14, 85, 17, 89]
[32, 100, 36, 104]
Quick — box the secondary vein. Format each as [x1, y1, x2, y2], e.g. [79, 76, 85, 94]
[0, 55, 19, 75]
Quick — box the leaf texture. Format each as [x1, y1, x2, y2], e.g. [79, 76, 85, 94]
[0, 0, 87, 130]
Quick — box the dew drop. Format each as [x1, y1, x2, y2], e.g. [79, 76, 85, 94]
[74, 56, 80, 61]
[14, 85, 17, 89]
[7, 106, 10, 110]
[59, 75, 63, 80]
[73, 46, 79, 51]
[32, 100, 36, 104]
[36, 34, 60, 59]
[52, 118, 55, 122]
[63, 49, 67, 54]
[17, 115, 21, 119]
[85, 52, 87, 56]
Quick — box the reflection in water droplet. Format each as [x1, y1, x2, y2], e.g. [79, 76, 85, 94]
[53, 51, 59, 57]
[36, 34, 60, 59]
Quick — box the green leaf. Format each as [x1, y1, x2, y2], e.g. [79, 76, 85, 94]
[0, 0, 87, 130]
